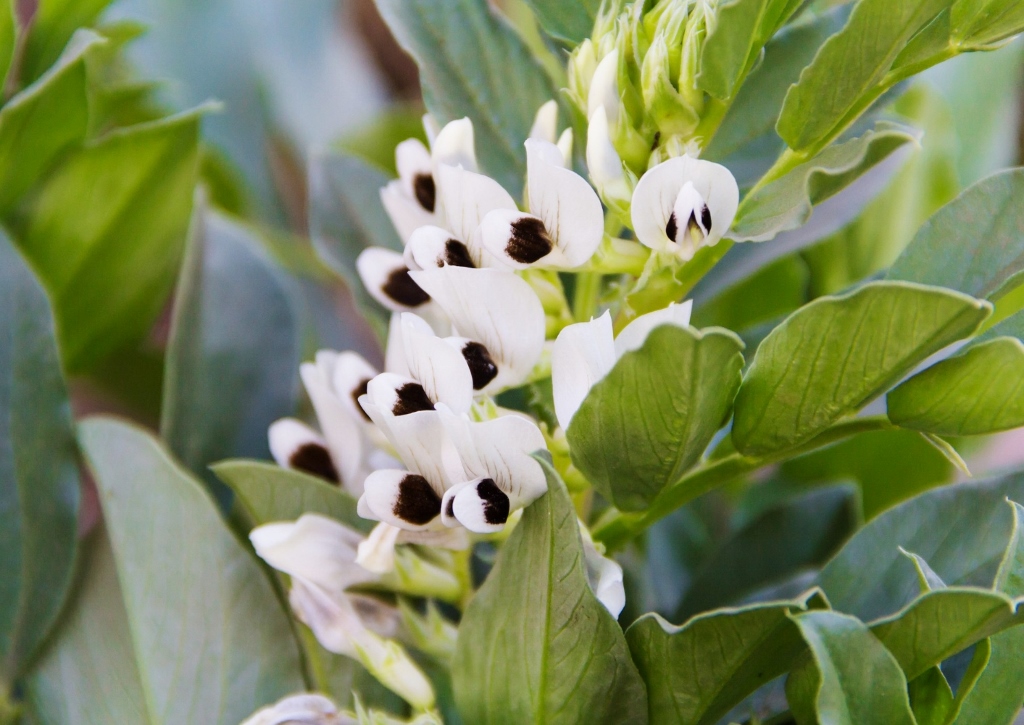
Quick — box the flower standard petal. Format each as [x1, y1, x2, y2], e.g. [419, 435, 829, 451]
[405, 224, 476, 271]
[400, 312, 474, 414]
[395, 138, 436, 213]
[330, 351, 378, 426]
[380, 181, 436, 244]
[268, 418, 340, 484]
[302, 353, 367, 494]
[613, 299, 693, 358]
[452, 477, 511, 533]
[409, 266, 545, 390]
[526, 138, 604, 268]
[551, 312, 617, 431]
[240, 693, 349, 725]
[437, 163, 516, 263]
[431, 117, 476, 172]
[356, 247, 431, 311]
[529, 100, 559, 144]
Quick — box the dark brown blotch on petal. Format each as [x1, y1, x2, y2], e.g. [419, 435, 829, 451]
[392, 382, 435, 416]
[507, 217, 553, 264]
[394, 474, 442, 525]
[289, 443, 339, 485]
[665, 212, 678, 243]
[462, 342, 498, 390]
[413, 173, 436, 212]
[700, 204, 712, 233]
[352, 378, 372, 422]
[477, 478, 510, 525]
[442, 239, 475, 268]
[445, 495, 456, 519]
[382, 266, 430, 307]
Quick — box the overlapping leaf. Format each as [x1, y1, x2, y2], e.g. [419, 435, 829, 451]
[522, 0, 600, 45]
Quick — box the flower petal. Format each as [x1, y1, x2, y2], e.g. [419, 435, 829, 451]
[400, 312, 474, 414]
[479, 209, 559, 269]
[288, 579, 368, 658]
[529, 100, 559, 143]
[580, 523, 625, 618]
[440, 479, 473, 528]
[630, 155, 739, 257]
[551, 312, 616, 430]
[380, 180, 436, 243]
[250, 514, 372, 593]
[557, 127, 574, 167]
[240, 693, 348, 725]
[355, 521, 402, 574]
[586, 107, 630, 204]
[526, 138, 604, 268]
[395, 138, 436, 213]
[331, 351, 378, 425]
[409, 266, 545, 389]
[361, 468, 444, 530]
[356, 247, 431, 311]
[431, 117, 476, 172]
[302, 354, 367, 494]
[397, 527, 470, 550]
[588, 48, 620, 123]
[613, 299, 693, 358]
[452, 477, 511, 533]
[384, 313, 410, 377]
[405, 224, 476, 271]
[268, 418, 339, 484]
[437, 163, 516, 259]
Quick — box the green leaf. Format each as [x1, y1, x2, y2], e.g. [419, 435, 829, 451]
[951, 0, 1024, 46]
[626, 590, 827, 725]
[785, 611, 917, 725]
[212, 459, 372, 534]
[732, 281, 990, 456]
[308, 151, 400, 339]
[0, 2, 13, 91]
[899, 547, 948, 591]
[567, 325, 745, 512]
[0, 30, 101, 217]
[675, 485, 857, 619]
[161, 209, 301, 496]
[21, 0, 112, 84]
[730, 123, 917, 242]
[887, 168, 1024, 301]
[698, 0, 803, 100]
[22, 528, 149, 724]
[0, 232, 79, 684]
[777, 0, 952, 151]
[453, 456, 647, 724]
[887, 336, 1024, 435]
[375, 0, 558, 193]
[521, 0, 599, 45]
[18, 108, 204, 372]
[908, 667, 954, 725]
[77, 417, 306, 722]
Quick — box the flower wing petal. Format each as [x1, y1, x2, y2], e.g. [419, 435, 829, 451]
[551, 311, 616, 430]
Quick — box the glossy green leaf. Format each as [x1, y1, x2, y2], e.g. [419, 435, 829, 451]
[675, 485, 857, 619]
[887, 168, 1024, 300]
[730, 123, 917, 242]
[908, 667, 954, 725]
[212, 460, 371, 534]
[785, 611, 917, 725]
[887, 336, 1024, 435]
[521, 0, 600, 45]
[78, 417, 306, 723]
[951, 0, 1024, 46]
[161, 209, 300, 495]
[0, 30, 100, 217]
[453, 457, 647, 724]
[21, 0, 112, 84]
[732, 281, 990, 456]
[777, 0, 952, 151]
[567, 325, 745, 512]
[308, 151, 400, 338]
[698, 0, 803, 100]
[375, 0, 557, 193]
[0, 232, 79, 684]
[22, 528, 149, 724]
[18, 108, 204, 372]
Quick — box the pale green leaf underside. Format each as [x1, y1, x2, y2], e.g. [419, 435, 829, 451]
[521, 0, 600, 45]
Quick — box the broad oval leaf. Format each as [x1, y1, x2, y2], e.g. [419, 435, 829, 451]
[732, 281, 991, 457]
[887, 168, 1024, 301]
[776, 0, 952, 151]
[730, 123, 916, 242]
[453, 457, 648, 724]
[375, 0, 557, 193]
[951, 0, 1024, 46]
[626, 589, 827, 725]
[521, 0, 600, 45]
[887, 337, 1024, 435]
[785, 610, 917, 725]
[18, 108, 204, 372]
[78, 417, 306, 723]
[0, 231, 80, 684]
[567, 325, 745, 512]
[161, 209, 301, 496]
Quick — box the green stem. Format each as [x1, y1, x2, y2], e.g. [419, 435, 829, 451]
[592, 415, 895, 550]
[573, 271, 602, 322]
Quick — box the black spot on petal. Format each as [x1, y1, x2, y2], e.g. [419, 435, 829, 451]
[413, 173, 436, 212]
[352, 378, 371, 422]
[477, 478, 510, 525]
[665, 212, 678, 243]
[442, 239, 475, 268]
[382, 266, 430, 307]
[445, 496, 456, 519]
[701, 204, 712, 233]
[507, 217, 553, 264]
[392, 382, 435, 416]
[289, 443, 339, 484]
[651, 131, 661, 151]
[462, 342, 498, 390]
[394, 474, 442, 525]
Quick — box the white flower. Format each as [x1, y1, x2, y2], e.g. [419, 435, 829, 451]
[586, 105, 631, 208]
[241, 693, 354, 725]
[380, 117, 476, 242]
[579, 521, 625, 618]
[631, 155, 739, 260]
[529, 100, 573, 165]
[437, 406, 548, 533]
[479, 139, 603, 269]
[551, 301, 693, 430]
[409, 266, 545, 393]
[588, 48, 620, 125]
[356, 247, 437, 313]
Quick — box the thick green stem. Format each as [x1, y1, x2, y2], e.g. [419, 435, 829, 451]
[592, 416, 895, 550]
[573, 271, 602, 322]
